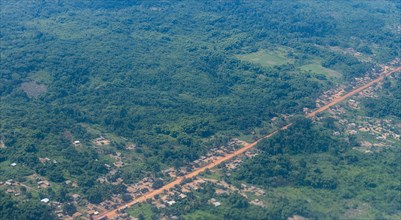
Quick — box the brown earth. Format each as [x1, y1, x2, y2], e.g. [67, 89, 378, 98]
[21, 81, 47, 98]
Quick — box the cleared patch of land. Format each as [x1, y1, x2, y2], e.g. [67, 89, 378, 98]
[236, 49, 294, 67]
[300, 63, 341, 78]
[238, 48, 340, 78]
[21, 81, 47, 98]
[128, 203, 153, 219]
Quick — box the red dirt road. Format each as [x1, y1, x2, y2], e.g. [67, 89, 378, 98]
[96, 66, 400, 220]
[95, 124, 292, 219]
[307, 66, 401, 117]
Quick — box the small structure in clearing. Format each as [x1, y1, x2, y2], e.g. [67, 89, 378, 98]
[41, 198, 50, 203]
[0, 140, 6, 148]
[93, 136, 110, 146]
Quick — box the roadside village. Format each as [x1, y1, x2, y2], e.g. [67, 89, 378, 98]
[323, 86, 401, 153]
[0, 136, 257, 219]
[105, 147, 263, 220]
[308, 58, 401, 113]
[310, 60, 401, 153]
[1, 60, 400, 220]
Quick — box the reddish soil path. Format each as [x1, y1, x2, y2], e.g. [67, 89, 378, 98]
[307, 66, 401, 117]
[96, 125, 291, 219]
[96, 66, 400, 220]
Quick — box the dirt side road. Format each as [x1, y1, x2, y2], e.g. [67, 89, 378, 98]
[96, 66, 400, 220]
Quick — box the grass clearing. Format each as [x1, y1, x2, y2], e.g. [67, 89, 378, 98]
[21, 81, 47, 98]
[200, 169, 223, 181]
[185, 210, 222, 220]
[300, 63, 341, 78]
[0, 160, 35, 180]
[236, 48, 294, 67]
[128, 203, 153, 219]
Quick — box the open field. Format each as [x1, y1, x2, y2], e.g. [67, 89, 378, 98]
[236, 49, 294, 67]
[128, 203, 153, 219]
[300, 63, 341, 78]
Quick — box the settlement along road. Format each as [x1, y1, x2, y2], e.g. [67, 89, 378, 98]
[96, 66, 401, 220]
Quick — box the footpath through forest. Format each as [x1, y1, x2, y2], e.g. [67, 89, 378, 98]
[96, 66, 401, 220]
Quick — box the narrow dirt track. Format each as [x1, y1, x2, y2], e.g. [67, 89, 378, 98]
[96, 66, 400, 220]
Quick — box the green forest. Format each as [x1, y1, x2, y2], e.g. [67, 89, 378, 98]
[233, 119, 401, 219]
[1, 0, 400, 219]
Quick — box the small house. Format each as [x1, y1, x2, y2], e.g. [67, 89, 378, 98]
[179, 193, 187, 199]
[166, 200, 176, 206]
[213, 201, 221, 207]
[72, 212, 82, 219]
[72, 194, 80, 200]
[41, 198, 50, 203]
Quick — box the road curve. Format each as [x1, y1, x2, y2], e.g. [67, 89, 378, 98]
[96, 66, 400, 220]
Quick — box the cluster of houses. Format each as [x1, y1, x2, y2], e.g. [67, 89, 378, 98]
[224, 150, 259, 171]
[73, 135, 112, 148]
[320, 72, 375, 106]
[309, 62, 401, 115]
[88, 138, 255, 219]
[320, 81, 401, 153]
[0, 179, 20, 195]
[57, 131, 262, 217]
[153, 187, 190, 209]
[347, 99, 360, 109]
[125, 144, 136, 151]
[388, 58, 401, 66]
[329, 46, 373, 63]
[340, 115, 400, 147]
[162, 176, 266, 208]
[0, 173, 88, 219]
[352, 74, 379, 88]
[158, 139, 246, 181]
[0, 178, 62, 217]
[140, 177, 217, 211]
[93, 136, 111, 146]
[126, 177, 154, 198]
[38, 157, 57, 164]
[109, 152, 125, 168]
[309, 61, 401, 151]
[241, 183, 266, 197]
[136, 174, 270, 220]
[313, 87, 346, 110]
[190, 140, 245, 169]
